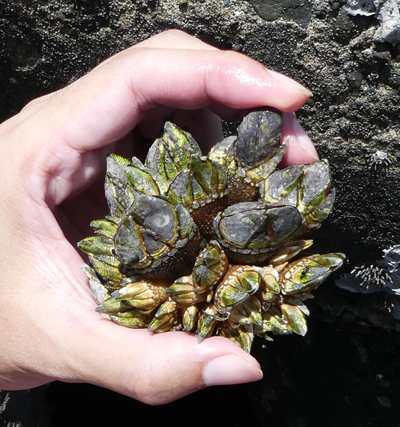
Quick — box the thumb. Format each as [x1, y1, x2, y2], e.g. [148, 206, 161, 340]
[69, 318, 263, 405]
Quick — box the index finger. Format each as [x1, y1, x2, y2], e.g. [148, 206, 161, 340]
[7, 30, 313, 206]
[23, 31, 312, 154]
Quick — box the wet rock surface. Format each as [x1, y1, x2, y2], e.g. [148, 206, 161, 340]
[0, 388, 51, 427]
[1, 1, 400, 426]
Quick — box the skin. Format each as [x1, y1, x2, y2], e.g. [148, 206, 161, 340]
[0, 30, 318, 405]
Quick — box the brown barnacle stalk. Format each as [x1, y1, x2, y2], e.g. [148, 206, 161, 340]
[228, 295, 263, 327]
[108, 310, 153, 329]
[196, 303, 226, 343]
[167, 156, 228, 239]
[166, 276, 210, 306]
[181, 305, 198, 333]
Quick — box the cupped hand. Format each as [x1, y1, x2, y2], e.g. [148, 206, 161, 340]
[0, 30, 317, 405]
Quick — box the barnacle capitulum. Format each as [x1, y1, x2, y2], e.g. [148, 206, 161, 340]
[113, 195, 202, 279]
[208, 109, 287, 205]
[261, 160, 336, 232]
[213, 202, 303, 264]
[78, 108, 345, 353]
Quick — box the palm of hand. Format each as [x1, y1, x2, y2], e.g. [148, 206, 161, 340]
[0, 30, 316, 404]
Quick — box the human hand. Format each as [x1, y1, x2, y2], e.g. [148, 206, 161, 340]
[0, 30, 317, 404]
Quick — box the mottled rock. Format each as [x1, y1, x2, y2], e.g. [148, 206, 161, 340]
[0, 388, 51, 427]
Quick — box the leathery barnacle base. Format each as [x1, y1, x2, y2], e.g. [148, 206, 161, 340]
[78, 108, 345, 352]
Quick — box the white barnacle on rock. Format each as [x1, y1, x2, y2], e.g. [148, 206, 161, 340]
[373, 0, 400, 45]
[344, 0, 400, 45]
[343, 0, 376, 16]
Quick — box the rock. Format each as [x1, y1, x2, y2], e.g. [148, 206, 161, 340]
[373, 0, 400, 45]
[0, 387, 51, 427]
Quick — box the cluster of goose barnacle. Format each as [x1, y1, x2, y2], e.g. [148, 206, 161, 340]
[79, 109, 344, 352]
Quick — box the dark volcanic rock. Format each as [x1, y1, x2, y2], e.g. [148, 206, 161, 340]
[0, 387, 51, 427]
[1, 1, 400, 426]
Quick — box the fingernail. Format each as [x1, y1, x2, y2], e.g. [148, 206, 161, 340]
[267, 69, 313, 97]
[203, 354, 263, 386]
[290, 116, 319, 162]
[281, 113, 319, 167]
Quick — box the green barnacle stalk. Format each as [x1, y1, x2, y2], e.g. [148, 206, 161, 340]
[145, 121, 202, 183]
[235, 109, 287, 182]
[109, 312, 150, 329]
[192, 240, 229, 293]
[280, 253, 346, 295]
[79, 218, 122, 287]
[255, 306, 294, 338]
[257, 302, 309, 337]
[280, 304, 308, 336]
[283, 296, 310, 316]
[197, 303, 224, 343]
[219, 322, 254, 353]
[209, 109, 287, 205]
[235, 109, 282, 168]
[261, 164, 303, 206]
[113, 195, 202, 279]
[123, 157, 167, 196]
[256, 266, 281, 308]
[107, 307, 153, 329]
[90, 216, 120, 239]
[87, 255, 122, 286]
[298, 160, 336, 229]
[213, 201, 302, 265]
[105, 154, 168, 218]
[228, 295, 262, 327]
[214, 265, 264, 313]
[207, 136, 236, 169]
[262, 160, 336, 233]
[96, 296, 134, 314]
[78, 235, 114, 257]
[208, 109, 286, 178]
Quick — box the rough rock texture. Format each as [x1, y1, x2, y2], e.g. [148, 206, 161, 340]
[1, 1, 400, 426]
[0, 388, 51, 427]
